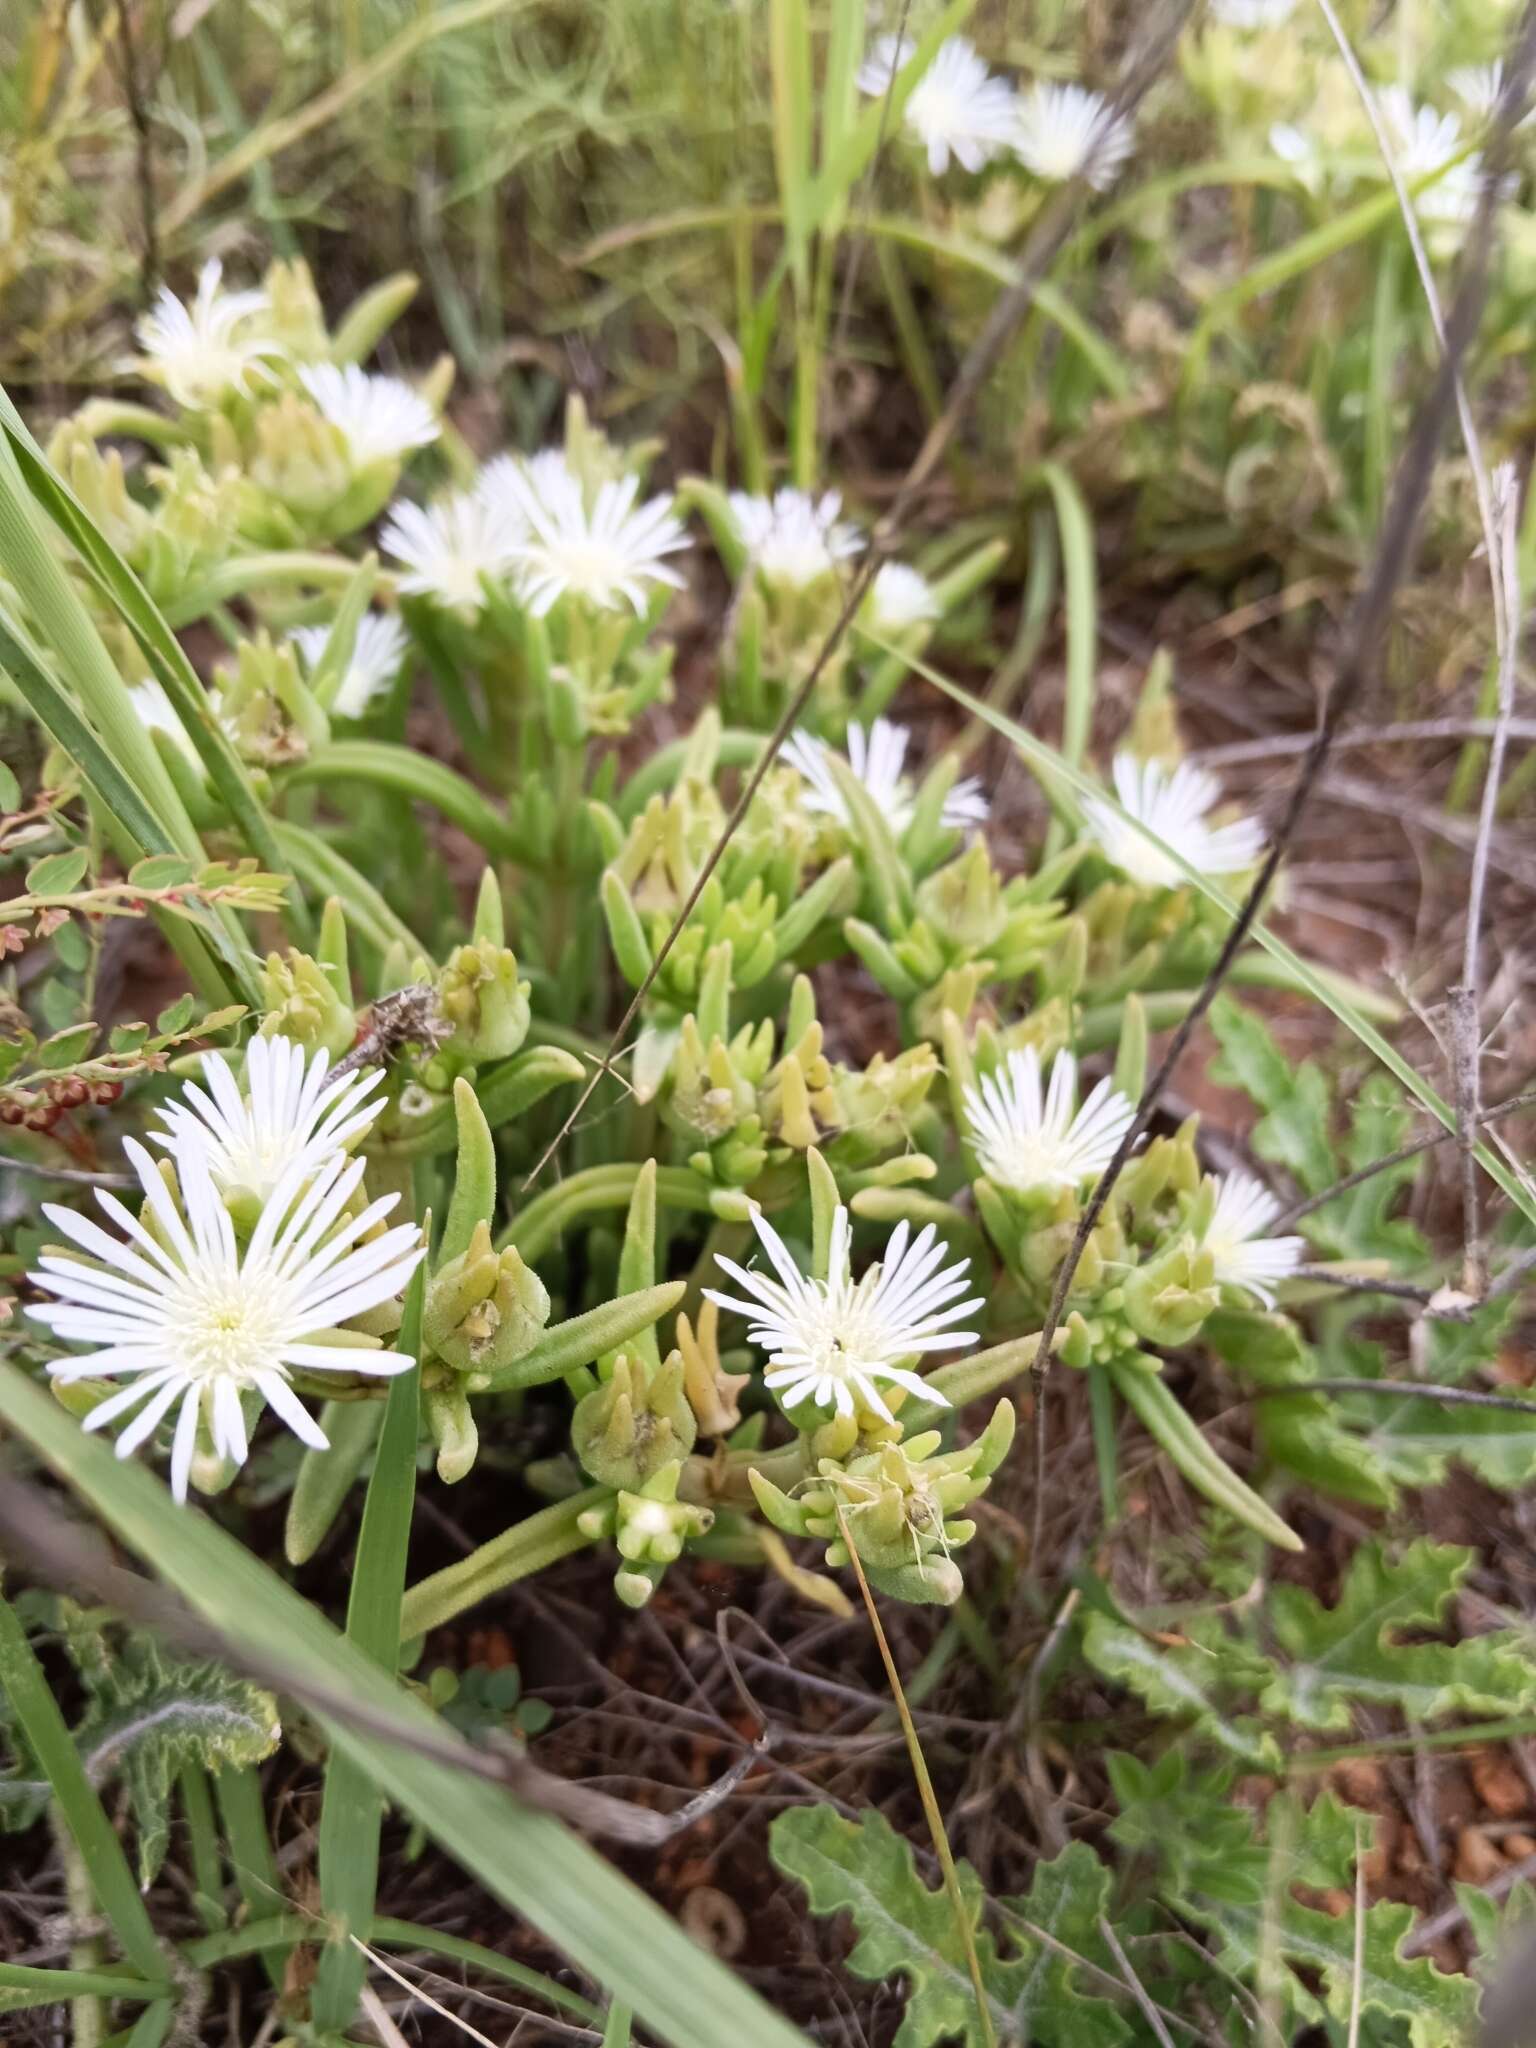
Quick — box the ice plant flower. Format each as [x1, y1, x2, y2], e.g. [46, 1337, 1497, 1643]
[380, 489, 521, 616]
[866, 562, 939, 635]
[857, 34, 1021, 175]
[1377, 87, 1481, 230]
[964, 1047, 1135, 1194]
[292, 610, 408, 717]
[152, 1036, 385, 1206]
[728, 487, 863, 588]
[784, 717, 988, 835]
[28, 1140, 423, 1502]
[296, 363, 438, 466]
[1199, 1171, 1305, 1307]
[1270, 123, 1329, 194]
[1083, 754, 1266, 889]
[488, 454, 688, 616]
[1011, 82, 1134, 191]
[135, 259, 278, 409]
[1207, 0, 1296, 26]
[705, 1207, 980, 1422]
[129, 679, 200, 763]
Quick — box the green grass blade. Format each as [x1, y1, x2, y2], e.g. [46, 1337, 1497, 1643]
[0, 1963, 166, 2012]
[769, 0, 813, 288]
[1031, 463, 1098, 856]
[0, 397, 310, 952]
[313, 1267, 424, 2031]
[215, 1764, 287, 1990]
[0, 1365, 812, 2048]
[0, 1590, 167, 1984]
[887, 638, 1536, 1233]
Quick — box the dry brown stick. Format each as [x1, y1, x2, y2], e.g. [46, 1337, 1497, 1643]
[520, 0, 1197, 1197]
[1022, 12, 1536, 1565]
[1250, 1379, 1536, 1417]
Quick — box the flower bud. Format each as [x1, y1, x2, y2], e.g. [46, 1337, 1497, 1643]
[217, 633, 330, 766]
[572, 1351, 697, 1489]
[675, 1302, 750, 1437]
[423, 1219, 550, 1376]
[436, 942, 531, 1064]
[1121, 1235, 1220, 1348]
[259, 953, 357, 1059]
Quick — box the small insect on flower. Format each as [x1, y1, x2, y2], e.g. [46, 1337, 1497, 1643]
[483, 452, 688, 617]
[297, 363, 439, 466]
[727, 487, 864, 589]
[291, 611, 408, 718]
[152, 1035, 385, 1206]
[1083, 754, 1266, 890]
[784, 717, 988, 836]
[1011, 82, 1135, 191]
[858, 34, 1021, 176]
[964, 1046, 1136, 1194]
[28, 1140, 423, 1503]
[134, 259, 280, 410]
[1199, 1171, 1304, 1307]
[705, 1206, 980, 1424]
[380, 489, 522, 617]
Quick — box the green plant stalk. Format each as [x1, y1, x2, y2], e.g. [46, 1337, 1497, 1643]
[0, 1367, 813, 2048]
[1108, 1359, 1302, 1552]
[269, 818, 424, 960]
[903, 1332, 1043, 1434]
[1031, 463, 1097, 860]
[283, 741, 520, 858]
[502, 1164, 717, 1262]
[1087, 1366, 1120, 1528]
[162, 552, 356, 627]
[837, 1508, 997, 2048]
[0, 1590, 167, 1984]
[605, 2001, 635, 2047]
[177, 1763, 227, 1932]
[312, 1268, 424, 2031]
[59, 1821, 108, 2048]
[400, 1485, 610, 1640]
[214, 1764, 287, 1991]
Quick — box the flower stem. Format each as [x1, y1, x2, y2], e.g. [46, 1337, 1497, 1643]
[399, 1486, 611, 1641]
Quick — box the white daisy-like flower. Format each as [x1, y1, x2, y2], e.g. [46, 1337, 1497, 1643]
[28, 1139, 423, 1502]
[704, 1206, 980, 1423]
[867, 562, 939, 635]
[152, 1037, 383, 1206]
[1083, 754, 1266, 890]
[485, 454, 688, 616]
[292, 610, 408, 718]
[380, 490, 521, 616]
[1199, 1170, 1305, 1307]
[1270, 122, 1329, 194]
[1377, 87, 1481, 229]
[1011, 82, 1135, 191]
[783, 716, 988, 836]
[130, 679, 200, 764]
[1447, 62, 1535, 129]
[963, 1047, 1135, 1195]
[858, 34, 1021, 176]
[1208, 0, 1296, 27]
[134, 259, 279, 410]
[296, 363, 438, 467]
[727, 488, 864, 589]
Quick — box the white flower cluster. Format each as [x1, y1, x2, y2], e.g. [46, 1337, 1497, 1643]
[28, 1037, 423, 1502]
[135, 264, 443, 463]
[857, 34, 1134, 190]
[381, 448, 686, 620]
